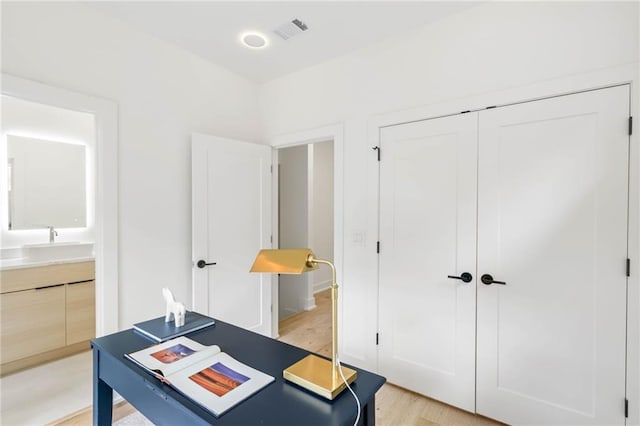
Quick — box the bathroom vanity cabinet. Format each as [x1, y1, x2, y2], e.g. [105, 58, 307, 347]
[0, 261, 95, 375]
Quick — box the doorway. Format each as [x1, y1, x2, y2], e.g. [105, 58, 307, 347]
[268, 123, 344, 339]
[278, 140, 334, 321]
[0, 75, 118, 424]
[0, 74, 118, 336]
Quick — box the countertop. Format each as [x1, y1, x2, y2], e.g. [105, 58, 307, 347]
[0, 256, 95, 271]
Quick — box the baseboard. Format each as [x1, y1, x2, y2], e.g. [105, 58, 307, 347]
[313, 279, 332, 294]
[279, 307, 298, 320]
[0, 341, 91, 377]
[303, 296, 316, 311]
[48, 399, 132, 425]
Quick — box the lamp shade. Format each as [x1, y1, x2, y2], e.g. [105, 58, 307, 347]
[249, 249, 318, 274]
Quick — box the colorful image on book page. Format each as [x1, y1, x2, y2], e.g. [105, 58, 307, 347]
[150, 344, 195, 364]
[189, 362, 250, 397]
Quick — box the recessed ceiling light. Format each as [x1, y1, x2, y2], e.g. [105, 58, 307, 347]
[241, 32, 268, 49]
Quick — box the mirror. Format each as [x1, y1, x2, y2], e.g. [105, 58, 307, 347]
[7, 135, 87, 230]
[2, 94, 93, 232]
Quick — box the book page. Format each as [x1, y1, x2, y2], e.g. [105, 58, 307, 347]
[127, 336, 221, 377]
[167, 352, 274, 416]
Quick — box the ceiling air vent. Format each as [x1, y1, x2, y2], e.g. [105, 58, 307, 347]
[274, 18, 309, 40]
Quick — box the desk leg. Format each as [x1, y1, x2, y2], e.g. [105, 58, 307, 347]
[362, 396, 376, 426]
[92, 347, 113, 426]
[355, 396, 377, 426]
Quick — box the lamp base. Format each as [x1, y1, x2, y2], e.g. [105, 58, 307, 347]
[283, 354, 357, 400]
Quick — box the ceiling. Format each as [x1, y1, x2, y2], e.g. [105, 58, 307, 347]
[90, 1, 479, 84]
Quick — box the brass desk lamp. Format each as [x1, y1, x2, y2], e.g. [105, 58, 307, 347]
[250, 248, 357, 399]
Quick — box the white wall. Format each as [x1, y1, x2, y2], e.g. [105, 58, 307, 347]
[258, 1, 639, 421]
[278, 144, 310, 318]
[260, 2, 638, 135]
[1, 2, 261, 328]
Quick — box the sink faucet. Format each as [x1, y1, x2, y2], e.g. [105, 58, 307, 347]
[48, 226, 58, 243]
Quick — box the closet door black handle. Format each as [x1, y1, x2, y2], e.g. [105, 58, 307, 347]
[481, 274, 506, 285]
[196, 260, 217, 269]
[447, 272, 473, 283]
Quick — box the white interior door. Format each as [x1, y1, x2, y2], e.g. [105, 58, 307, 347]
[378, 113, 478, 412]
[476, 85, 629, 424]
[192, 133, 272, 336]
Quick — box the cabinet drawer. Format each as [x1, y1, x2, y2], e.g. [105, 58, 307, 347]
[0, 261, 95, 293]
[66, 280, 95, 345]
[0, 286, 66, 363]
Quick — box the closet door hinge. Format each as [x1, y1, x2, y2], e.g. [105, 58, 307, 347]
[376, 333, 379, 345]
[625, 398, 629, 418]
[372, 146, 381, 161]
[377, 241, 380, 254]
[627, 258, 631, 277]
[629, 117, 633, 136]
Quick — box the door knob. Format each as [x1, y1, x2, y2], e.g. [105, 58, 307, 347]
[481, 274, 506, 285]
[447, 272, 473, 283]
[196, 260, 217, 269]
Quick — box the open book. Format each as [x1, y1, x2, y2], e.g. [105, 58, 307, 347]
[125, 336, 274, 417]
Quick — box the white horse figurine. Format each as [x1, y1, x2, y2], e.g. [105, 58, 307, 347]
[162, 287, 186, 327]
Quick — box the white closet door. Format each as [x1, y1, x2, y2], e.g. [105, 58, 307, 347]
[476, 86, 629, 424]
[379, 113, 478, 411]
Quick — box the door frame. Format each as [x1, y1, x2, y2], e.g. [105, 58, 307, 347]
[368, 63, 638, 421]
[268, 124, 344, 338]
[1, 74, 119, 336]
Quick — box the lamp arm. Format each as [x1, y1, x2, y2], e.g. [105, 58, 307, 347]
[309, 257, 337, 290]
[308, 256, 340, 385]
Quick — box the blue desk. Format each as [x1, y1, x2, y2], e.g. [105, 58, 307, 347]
[91, 319, 386, 425]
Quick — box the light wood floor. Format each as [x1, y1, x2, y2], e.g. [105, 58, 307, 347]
[55, 289, 503, 425]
